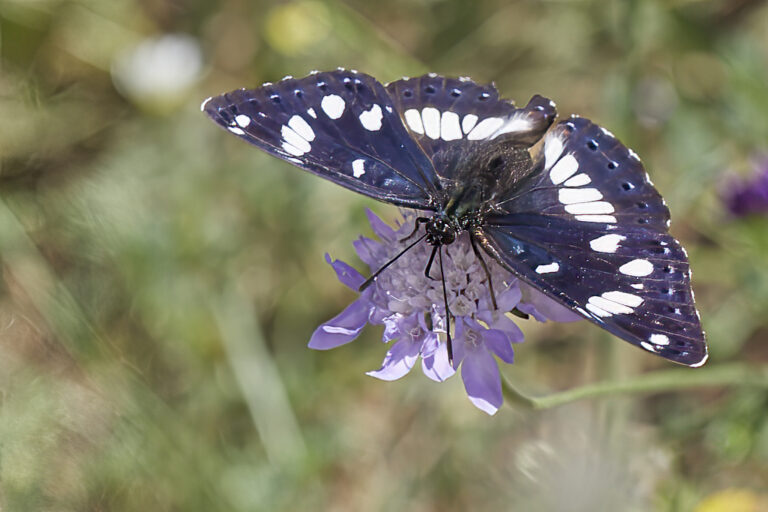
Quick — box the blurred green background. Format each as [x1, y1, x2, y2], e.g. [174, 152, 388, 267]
[1, 0, 768, 510]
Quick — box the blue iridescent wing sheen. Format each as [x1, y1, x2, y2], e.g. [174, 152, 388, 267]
[385, 75, 556, 181]
[202, 70, 440, 209]
[477, 117, 707, 366]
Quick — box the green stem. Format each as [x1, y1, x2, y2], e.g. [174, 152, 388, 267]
[502, 363, 768, 410]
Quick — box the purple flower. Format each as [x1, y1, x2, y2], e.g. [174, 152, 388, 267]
[721, 156, 768, 217]
[310, 210, 579, 415]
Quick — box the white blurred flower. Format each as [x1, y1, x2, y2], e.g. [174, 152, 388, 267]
[111, 34, 203, 112]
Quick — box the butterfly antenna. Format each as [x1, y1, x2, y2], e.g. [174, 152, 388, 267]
[469, 234, 498, 310]
[438, 245, 454, 365]
[359, 233, 427, 292]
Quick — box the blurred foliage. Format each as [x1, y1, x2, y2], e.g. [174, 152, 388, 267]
[1, 0, 767, 510]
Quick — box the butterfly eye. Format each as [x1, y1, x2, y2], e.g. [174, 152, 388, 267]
[270, 94, 281, 103]
[636, 201, 648, 209]
[607, 161, 618, 169]
[294, 90, 303, 98]
[317, 81, 327, 91]
[343, 78, 353, 89]
[637, 217, 649, 224]
[663, 265, 673, 273]
[425, 85, 436, 94]
[622, 182, 634, 191]
[450, 88, 461, 97]
[478, 92, 490, 101]
[586, 139, 598, 151]
[403, 89, 413, 98]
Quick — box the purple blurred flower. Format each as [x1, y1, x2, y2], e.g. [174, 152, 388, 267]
[310, 210, 578, 415]
[721, 156, 768, 217]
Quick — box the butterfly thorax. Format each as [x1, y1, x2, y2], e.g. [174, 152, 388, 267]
[426, 140, 534, 246]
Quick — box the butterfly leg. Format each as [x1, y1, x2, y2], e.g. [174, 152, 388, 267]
[469, 234, 498, 310]
[400, 217, 430, 243]
[438, 245, 454, 365]
[424, 245, 439, 280]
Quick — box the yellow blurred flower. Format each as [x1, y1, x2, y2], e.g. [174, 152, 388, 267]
[264, 1, 330, 56]
[695, 489, 766, 512]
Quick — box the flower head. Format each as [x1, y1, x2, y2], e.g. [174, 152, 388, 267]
[721, 156, 768, 217]
[310, 210, 578, 414]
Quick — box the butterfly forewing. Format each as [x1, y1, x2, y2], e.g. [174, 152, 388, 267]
[203, 71, 440, 209]
[479, 117, 707, 366]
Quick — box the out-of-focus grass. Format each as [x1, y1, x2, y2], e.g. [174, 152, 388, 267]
[1, 0, 767, 510]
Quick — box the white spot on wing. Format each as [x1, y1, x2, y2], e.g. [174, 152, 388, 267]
[586, 303, 613, 317]
[587, 296, 633, 315]
[200, 96, 213, 112]
[461, 114, 478, 134]
[288, 115, 314, 141]
[550, 154, 579, 184]
[600, 127, 615, 138]
[649, 334, 669, 346]
[631, 283, 644, 290]
[690, 352, 709, 367]
[535, 262, 560, 274]
[575, 215, 617, 223]
[321, 94, 345, 119]
[440, 111, 462, 141]
[640, 341, 657, 352]
[543, 135, 564, 170]
[563, 173, 591, 187]
[558, 187, 603, 204]
[352, 159, 365, 178]
[628, 148, 641, 161]
[227, 126, 245, 135]
[602, 291, 643, 307]
[589, 234, 626, 253]
[307, 107, 317, 118]
[467, 117, 504, 140]
[421, 107, 441, 139]
[281, 125, 311, 154]
[282, 142, 305, 156]
[619, 259, 654, 277]
[404, 109, 424, 134]
[359, 104, 383, 131]
[491, 113, 532, 138]
[564, 201, 615, 215]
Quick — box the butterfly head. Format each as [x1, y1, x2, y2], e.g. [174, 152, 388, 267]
[425, 214, 458, 246]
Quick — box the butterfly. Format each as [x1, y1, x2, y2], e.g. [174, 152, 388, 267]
[202, 69, 708, 367]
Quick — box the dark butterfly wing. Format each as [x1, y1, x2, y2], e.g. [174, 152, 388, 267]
[202, 70, 440, 209]
[385, 74, 556, 181]
[477, 117, 707, 366]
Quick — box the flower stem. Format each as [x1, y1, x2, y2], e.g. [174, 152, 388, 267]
[501, 363, 768, 410]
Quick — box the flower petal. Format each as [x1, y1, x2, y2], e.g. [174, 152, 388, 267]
[366, 338, 421, 381]
[309, 298, 370, 350]
[352, 236, 384, 268]
[490, 315, 525, 344]
[421, 336, 456, 382]
[325, 253, 365, 290]
[382, 314, 402, 342]
[496, 285, 522, 312]
[365, 208, 397, 242]
[481, 328, 516, 364]
[461, 350, 503, 415]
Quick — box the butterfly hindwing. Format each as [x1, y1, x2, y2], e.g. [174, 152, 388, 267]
[203, 70, 440, 209]
[479, 117, 707, 366]
[385, 75, 556, 179]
